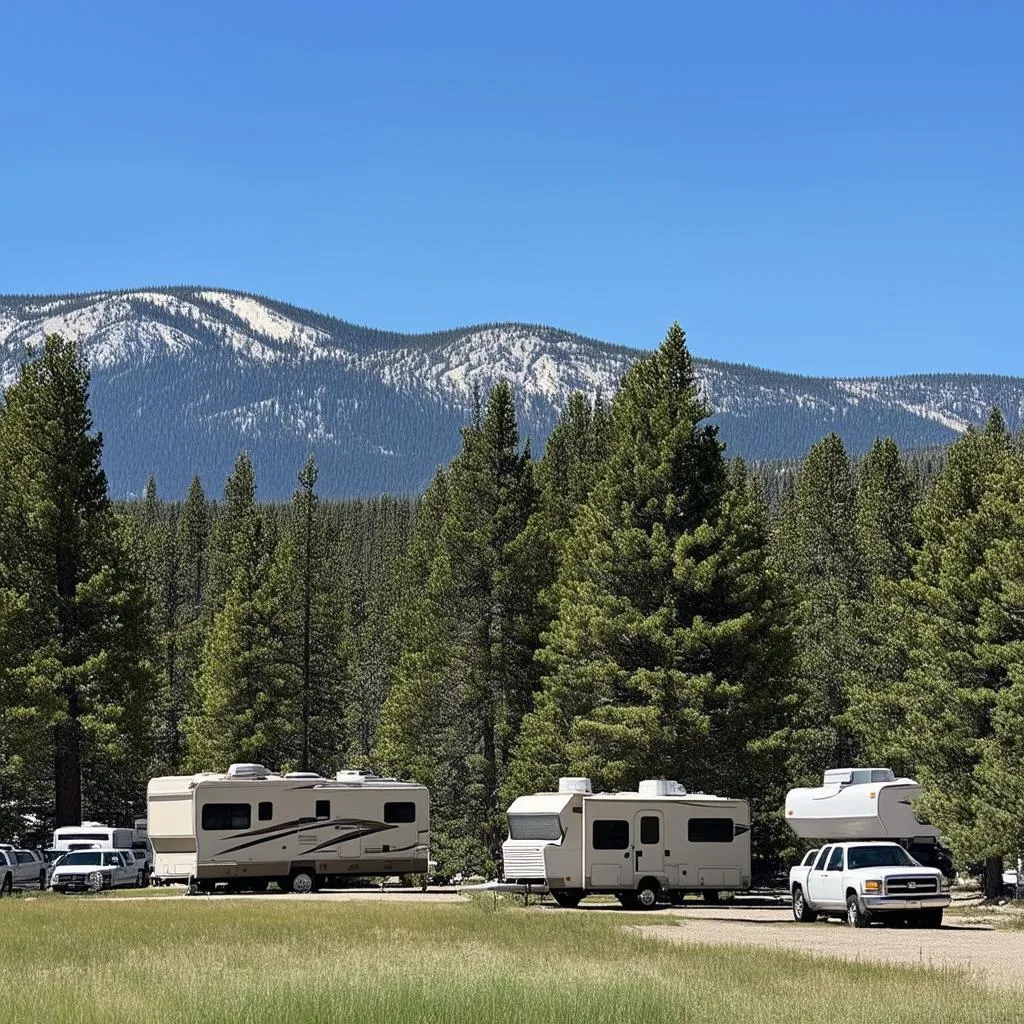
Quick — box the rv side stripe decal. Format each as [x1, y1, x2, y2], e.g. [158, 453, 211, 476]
[218, 819, 395, 856]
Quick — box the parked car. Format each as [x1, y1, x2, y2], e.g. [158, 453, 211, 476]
[0, 845, 47, 892]
[49, 848, 145, 893]
[790, 841, 950, 928]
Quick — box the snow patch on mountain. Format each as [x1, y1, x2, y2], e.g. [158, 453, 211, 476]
[197, 291, 334, 354]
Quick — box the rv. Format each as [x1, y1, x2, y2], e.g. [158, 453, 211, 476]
[148, 764, 430, 892]
[52, 823, 135, 853]
[785, 768, 954, 878]
[502, 777, 751, 908]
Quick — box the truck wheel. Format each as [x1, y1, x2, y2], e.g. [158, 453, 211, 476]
[0, 874, 12, 897]
[792, 886, 817, 923]
[290, 870, 317, 894]
[551, 889, 584, 909]
[920, 908, 943, 929]
[846, 893, 871, 928]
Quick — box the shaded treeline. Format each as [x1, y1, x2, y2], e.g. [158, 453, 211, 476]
[2, 331, 1023, 897]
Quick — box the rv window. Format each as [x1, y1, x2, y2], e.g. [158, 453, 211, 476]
[508, 814, 561, 841]
[315, 800, 330, 820]
[258, 802, 273, 821]
[384, 802, 416, 824]
[640, 816, 660, 845]
[687, 818, 734, 844]
[592, 820, 629, 850]
[201, 803, 252, 831]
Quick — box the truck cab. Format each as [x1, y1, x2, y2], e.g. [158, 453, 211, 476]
[49, 848, 144, 893]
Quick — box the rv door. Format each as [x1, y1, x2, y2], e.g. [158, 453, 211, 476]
[635, 812, 664, 877]
[587, 811, 633, 890]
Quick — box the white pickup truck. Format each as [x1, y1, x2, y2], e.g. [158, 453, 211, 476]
[0, 846, 48, 893]
[790, 841, 950, 928]
[49, 848, 145, 893]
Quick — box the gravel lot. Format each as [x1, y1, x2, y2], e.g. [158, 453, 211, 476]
[631, 904, 1024, 992]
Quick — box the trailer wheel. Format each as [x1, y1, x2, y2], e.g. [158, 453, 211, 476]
[846, 893, 871, 928]
[792, 886, 817, 923]
[290, 870, 317, 894]
[551, 889, 584, 909]
[635, 880, 660, 909]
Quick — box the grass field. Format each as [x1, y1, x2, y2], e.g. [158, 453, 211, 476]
[1, 897, 1022, 1023]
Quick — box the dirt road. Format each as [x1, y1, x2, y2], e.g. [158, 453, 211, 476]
[632, 904, 1024, 991]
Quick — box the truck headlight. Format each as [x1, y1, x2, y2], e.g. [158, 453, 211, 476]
[862, 879, 882, 893]
[940, 876, 950, 891]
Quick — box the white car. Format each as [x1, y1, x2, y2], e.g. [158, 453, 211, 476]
[0, 846, 48, 893]
[49, 848, 146, 893]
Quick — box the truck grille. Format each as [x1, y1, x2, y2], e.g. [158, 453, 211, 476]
[502, 845, 546, 881]
[886, 876, 938, 895]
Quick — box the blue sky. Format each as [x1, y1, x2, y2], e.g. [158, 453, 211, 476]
[1, 1, 1020, 376]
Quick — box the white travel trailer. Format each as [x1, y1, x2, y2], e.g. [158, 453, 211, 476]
[52, 823, 134, 853]
[785, 768, 954, 877]
[502, 777, 751, 908]
[148, 764, 429, 893]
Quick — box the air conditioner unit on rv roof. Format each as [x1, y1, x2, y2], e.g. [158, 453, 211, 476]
[638, 779, 687, 797]
[227, 763, 272, 779]
[558, 777, 592, 794]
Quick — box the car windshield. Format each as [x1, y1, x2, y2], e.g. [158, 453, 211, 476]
[63, 852, 103, 866]
[847, 845, 918, 870]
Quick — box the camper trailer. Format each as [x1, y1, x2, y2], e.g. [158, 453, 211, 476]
[52, 823, 134, 853]
[147, 764, 429, 892]
[785, 768, 954, 878]
[502, 777, 751, 908]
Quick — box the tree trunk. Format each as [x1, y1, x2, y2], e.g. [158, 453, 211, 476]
[54, 711, 82, 827]
[983, 854, 1004, 900]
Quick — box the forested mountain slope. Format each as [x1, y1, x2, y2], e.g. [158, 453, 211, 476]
[1, 287, 1021, 499]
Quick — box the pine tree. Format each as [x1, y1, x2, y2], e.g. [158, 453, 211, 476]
[510, 325, 794, 860]
[377, 381, 542, 873]
[0, 335, 156, 826]
[896, 414, 1017, 893]
[772, 433, 865, 781]
[185, 455, 296, 770]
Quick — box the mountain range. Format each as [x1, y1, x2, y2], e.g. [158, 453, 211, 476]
[1, 287, 1021, 500]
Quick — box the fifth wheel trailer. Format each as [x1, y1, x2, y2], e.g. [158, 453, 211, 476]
[785, 768, 954, 878]
[148, 764, 429, 892]
[502, 777, 751, 908]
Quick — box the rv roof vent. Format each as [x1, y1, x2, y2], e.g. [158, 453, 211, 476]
[81, 821, 105, 828]
[558, 777, 593, 794]
[638, 779, 687, 797]
[284, 771, 322, 779]
[823, 767, 895, 787]
[227, 763, 273, 779]
[336, 769, 373, 782]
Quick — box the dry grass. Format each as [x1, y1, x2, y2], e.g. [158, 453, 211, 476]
[1, 898, 1022, 1022]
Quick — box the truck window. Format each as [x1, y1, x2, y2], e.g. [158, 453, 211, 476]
[826, 847, 844, 871]
[258, 801, 273, 821]
[384, 802, 416, 824]
[592, 820, 630, 850]
[315, 800, 330, 820]
[688, 818, 734, 843]
[201, 804, 252, 830]
[813, 847, 832, 871]
[15, 851, 35, 864]
[640, 816, 660, 844]
[801, 849, 818, 866]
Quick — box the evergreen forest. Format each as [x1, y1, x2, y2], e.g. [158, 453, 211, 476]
[2, 329, 1022, 896]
